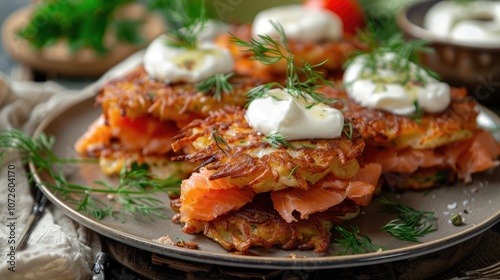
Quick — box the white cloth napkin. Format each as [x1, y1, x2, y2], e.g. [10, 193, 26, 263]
[0, 51, 142, 279]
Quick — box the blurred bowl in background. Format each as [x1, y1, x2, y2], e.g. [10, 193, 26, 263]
[397, 0, 500, 106]
[2, 3, 165, 78]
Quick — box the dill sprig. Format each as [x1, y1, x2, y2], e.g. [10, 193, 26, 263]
[409, 101, 425, 124]
[344, 24, 439, 86]
[0, 130, 181, 221]
[378, 196, 437, 242]
[334, 226, 385, 255]
[212, 129, 231, 156]
[157, 0, 207, 49]
[17, 0, 143, 55]
[263, 132, 296, 149]
[196, 73, 235, 101]
[343, 122, 353, 140]
[230, 21, 335, 105]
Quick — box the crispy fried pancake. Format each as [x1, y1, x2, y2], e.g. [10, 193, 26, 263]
[76, 65, 266, 176]
[319, 86, 500, 189]
[321, 86, 479, 149]
[180, 194, 359, 253]
[170, 106, 379, 252]
[97, 65, 264, 128]
[172, 106, 365, 192]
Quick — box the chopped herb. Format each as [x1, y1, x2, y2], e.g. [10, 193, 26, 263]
[343, 122, 353, 140]
[263, 132, 295, 149]
[334, 226, 385, 255]
[288, 166, 299, 179]
[0, 130, 181, 221]
[212, 129, 231, 156]
[450, 214, 463, 226]
[196, 72, 235, 101]
[409, 101, 424, 124]
[378, 196, 437, 242]
[300, 143, 316, 149]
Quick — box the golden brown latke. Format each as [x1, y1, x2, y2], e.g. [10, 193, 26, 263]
[320, 87, 479, 149]
[175, 193, 359, 253]
[171, 106, 365, 193]
[97, 65, 268, 128]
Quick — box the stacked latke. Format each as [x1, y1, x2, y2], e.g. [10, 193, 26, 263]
[75, 66, 266, 178]
[170, 106, 380, 253]
[320, 86, 500, 190]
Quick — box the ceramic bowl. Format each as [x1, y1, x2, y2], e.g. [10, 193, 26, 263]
[397, 0, 500, 105]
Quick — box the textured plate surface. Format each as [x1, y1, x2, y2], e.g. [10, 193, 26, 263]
[31, 96, 500, 270]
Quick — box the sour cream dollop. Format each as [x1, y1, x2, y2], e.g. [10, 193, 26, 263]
[423, 0, 500, 46]
[343, 53, 451, 115]
[251, 5, 343, 42]
[245, 88, 344, 140]
[144, 35, 233, 83]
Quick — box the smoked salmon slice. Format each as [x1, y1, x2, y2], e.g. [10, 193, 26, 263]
[442, 129, 500, 182]
[180, 168, 255, 223]
[364, 129, 500, 184]
[270, 164, 380, 223]
[74, 115, 112, 156]
[108, 108, 178, 155]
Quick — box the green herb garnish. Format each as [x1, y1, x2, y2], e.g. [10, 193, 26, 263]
[378, 196, 437, 242]
[345, 24, 439, 86]
[212, 129, 231, 155]
[409, 101, 425, 124]
[334, 226, 385, 255]
[158, 0, 207, 49]
[17, 0, 143, 55]
[343, 122, 354, 140]
[230, 21, 335, 105]
[196, 72, 235, 101]
[0, 130, 181, 221]
[288, 165, 299, 179]
[300, 143, 316, 149]
[263, 132, 295, 149]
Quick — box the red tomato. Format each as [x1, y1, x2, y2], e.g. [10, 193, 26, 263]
[303, 0, 366, 34]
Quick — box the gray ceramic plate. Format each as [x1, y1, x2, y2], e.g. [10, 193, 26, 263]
[31, 96, 500, 270]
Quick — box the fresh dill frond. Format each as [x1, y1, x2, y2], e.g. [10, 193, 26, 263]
[158, 0, 207, 49]
[244, 82, 283, 106]
[409, 101, 424, 124]
[0, 129, 181, 221]
[344, 24, 439, 86]
[334, 226, 385, 255]
[196, 73, 235, 101]
[378, 196, 437, 242]
[288, 165, 299, 179]
[263, 132, 296, 149]
[300, 143, 316, 149]
[231, 21, 335, 105]
[212, 129, 231, 156]
[343, 122, 353, 139]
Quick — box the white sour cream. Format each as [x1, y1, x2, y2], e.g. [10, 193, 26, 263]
[245, 88, 344, 140]
[424, 0, 500, 46]
[251, 5, 343, 42]
[343, 53, 451, 115]
[143, 35, 233, 83]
